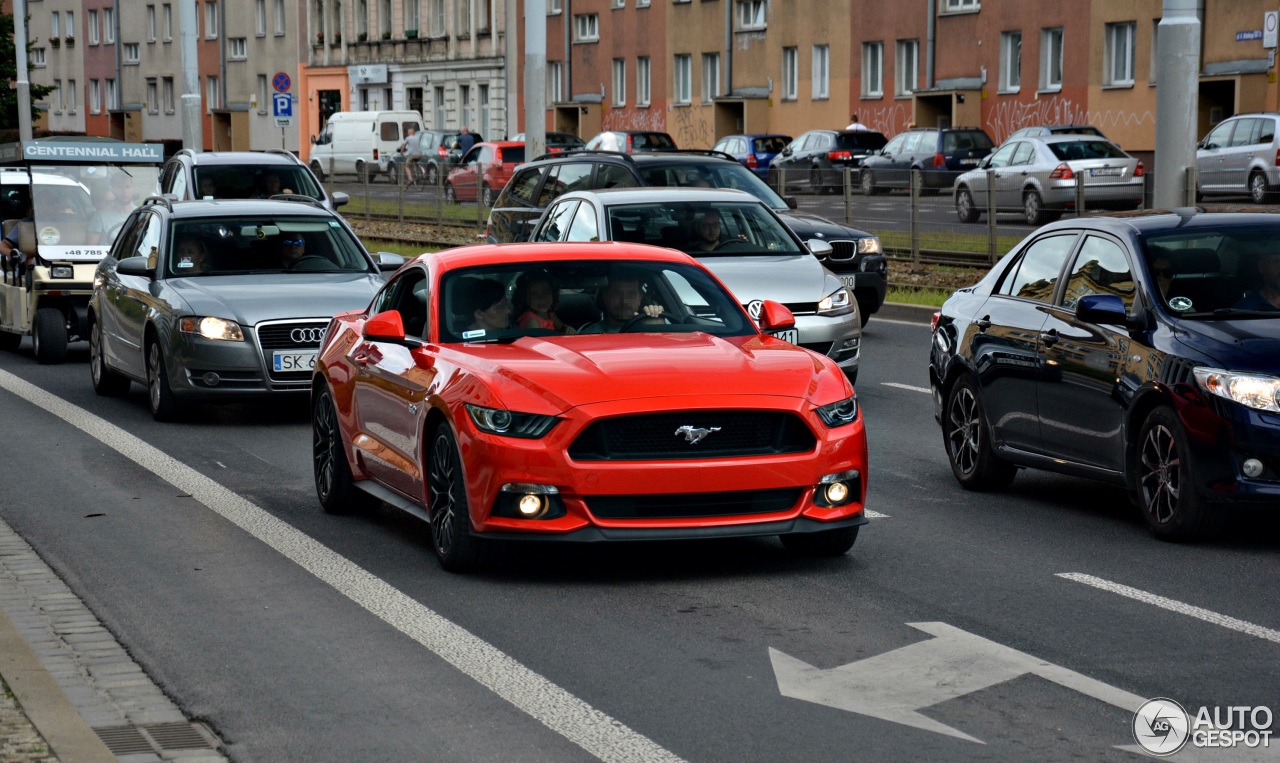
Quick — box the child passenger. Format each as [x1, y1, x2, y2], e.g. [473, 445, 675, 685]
[514, 270, 575, 334]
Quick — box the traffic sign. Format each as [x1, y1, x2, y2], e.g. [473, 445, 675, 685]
[272, 72, 292, 93]
[274, 117, 293, 128]
[272, 93, 293, 118]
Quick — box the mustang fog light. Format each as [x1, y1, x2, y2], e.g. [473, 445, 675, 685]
[815, 470, 860, 507]
[1242, 459, 1265, 479]
[50, 264, 74, 279]
[180, 316, 245, 342]
[493, 483, 565, 520]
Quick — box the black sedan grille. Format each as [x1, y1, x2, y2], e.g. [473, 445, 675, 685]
[585, 488, 802, 519]
[568, 410, 815, 461]
[254, 320, 328, 384]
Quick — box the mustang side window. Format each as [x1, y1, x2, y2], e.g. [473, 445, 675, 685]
[995, 233, 1078, 301]
[1060, 235, 1134, 312]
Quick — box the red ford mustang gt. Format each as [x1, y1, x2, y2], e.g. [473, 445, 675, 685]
[311, 242, 869, 571]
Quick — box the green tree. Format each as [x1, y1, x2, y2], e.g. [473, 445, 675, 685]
[0, 13, 57, 130]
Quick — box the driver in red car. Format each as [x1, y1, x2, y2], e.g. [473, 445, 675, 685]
[579, 270, 664, 333]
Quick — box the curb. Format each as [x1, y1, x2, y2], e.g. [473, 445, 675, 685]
[874, 301, 938, 325]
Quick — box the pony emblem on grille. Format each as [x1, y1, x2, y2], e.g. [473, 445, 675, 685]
[675, 425, 721, 445]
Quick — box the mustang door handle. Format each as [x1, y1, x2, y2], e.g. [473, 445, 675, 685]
[1039, 330, 1060, 347]
[975, 316, 992, 331]
[351, 351, 371, 366]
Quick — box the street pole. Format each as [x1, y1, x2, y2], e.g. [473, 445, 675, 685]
[15, 0, 33, 141]
[180, 0, 204, 150]
[524, 0, 546, 159]
[505, 0, 518, 138]
[1153, 0, 1202, 208]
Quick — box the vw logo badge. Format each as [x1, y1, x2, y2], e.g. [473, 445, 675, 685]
[290, 327, 326, 343]
[746, 300, 764, 320]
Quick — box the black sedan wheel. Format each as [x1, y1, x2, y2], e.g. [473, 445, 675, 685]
[427, 426, 486, 572]
[1137, 407, 1224, 541]
[313, 386, 376, 515]
[147, 341, 180, 421]
[90, 317, 131, 397]
[860, 170, 882, 196]
[943, 375, 1017, 490]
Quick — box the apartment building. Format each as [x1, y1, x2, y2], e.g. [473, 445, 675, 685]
[34, 0, 86, 134]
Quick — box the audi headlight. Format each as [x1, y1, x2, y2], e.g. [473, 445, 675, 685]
[465, 404, 559, 438]
[817, 286, 856, 316]
[816, 396, 858, 427]
[179, 316, 244, 341]
[1193, 368, 1280, 413]
[856, 237, 883, 255]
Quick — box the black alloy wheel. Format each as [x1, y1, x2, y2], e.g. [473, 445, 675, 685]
[1137, 407, 1224, 541]
[313, 386, 376, 515]
[427, 426, 485, 572]
[90, 317, 131, 396]
[943, 375, 1017, 490]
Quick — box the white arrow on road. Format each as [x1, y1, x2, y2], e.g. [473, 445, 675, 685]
[770, 621, 1146, 744]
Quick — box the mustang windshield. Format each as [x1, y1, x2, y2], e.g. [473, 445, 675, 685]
[166, 217, 371, 277]
[440, 259, 756, 343]
[1141, 228, 1280, 319]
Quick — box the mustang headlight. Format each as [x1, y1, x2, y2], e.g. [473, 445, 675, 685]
[856, 237, 883, 255]
[1193, 368, 1280, 413]
[817, 286, 856, 317]
[816, 396, 859, 427]
[179, 316, 244, 341]
[465, 404, 559, 438]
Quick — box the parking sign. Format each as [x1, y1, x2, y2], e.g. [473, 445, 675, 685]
[272, 93, 293, 118]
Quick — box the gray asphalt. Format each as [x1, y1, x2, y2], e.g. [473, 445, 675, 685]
[0, 317, 1276, 762]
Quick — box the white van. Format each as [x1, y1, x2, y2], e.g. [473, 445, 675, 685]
[308, 111, 423, 183]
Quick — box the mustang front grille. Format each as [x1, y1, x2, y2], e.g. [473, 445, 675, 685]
[568, 410, 815, 461]
[585, 488, 803, 519]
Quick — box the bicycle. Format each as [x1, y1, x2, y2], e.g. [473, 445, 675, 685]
[401, 157, 429, 190]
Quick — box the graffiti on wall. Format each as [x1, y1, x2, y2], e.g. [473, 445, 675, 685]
[670, 104, 715, 149]
[852, 102, 914, 137]
[602, 108, 668, 133]
[987, 96, 1154, 143]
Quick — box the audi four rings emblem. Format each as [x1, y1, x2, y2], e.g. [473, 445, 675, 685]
[290, 327, 326, 343]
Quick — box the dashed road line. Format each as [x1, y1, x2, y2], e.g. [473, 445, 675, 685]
[1058, 573, 1280, 645]
[881, 382, 931, 394]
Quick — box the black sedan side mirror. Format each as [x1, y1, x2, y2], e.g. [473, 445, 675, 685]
[1075, 293, 1133, 326]
[117, 256, 154, 278]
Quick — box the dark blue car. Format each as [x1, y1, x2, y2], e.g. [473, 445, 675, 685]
[929, 209, 1280, 541]
[712, 133, 792, 179]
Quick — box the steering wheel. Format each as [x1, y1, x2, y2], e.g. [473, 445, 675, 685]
[618, 311, 673, 333]
[290, 255, 334, 271]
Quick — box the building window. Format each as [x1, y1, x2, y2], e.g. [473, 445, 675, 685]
[479, 84, 490, 137]
[51, 12, 60, 39]
[88, 10, 99, 44]
[999, 31, 1021, 92]
[1106, 21, 1135, 86]
[574, 14, 598, 42]
[612, 59, 626, 106]
[406, 86, 422, 114]
[66, 79, 76, 112]
[895, 39, 917, 96]
[65, 12, 75, 40]
[206, 75, 220, 112]
[812, 44, 829, 99]
[230, 37, 246, 59]
[943, 0, 978, 10]
[274, 0, 286, 34]
[124, 43, 140, 63]
[476, 0, 489, 31]
[612, 0, 624, 7]
[256, 0, 266, 35]
[163, 77, 175, 113]
[53, 79, 62, 114]
[459, 84, 471, 128]
[429, 0, 444, 35]
[862, 42, 883, 97]
[104, 9, 115, 43]
[90, 79, 101, 113]
[147, 79, 159, 114]
[547, 61, 563, 103]
[433, 86, 445, 127]
[205, 1, 219, 38]
[147, 5, 157, 41]
[548, 0, 562, 13]
[781, 47, 797, 100]
[736, 0, 765, 30]
[164, 4, 173, 40]
[106, 79, 118, 110]
[1040, 27, 1063, 91]
[404, 0, 419, 33]
[31, 48, 46, 66]
[637, 0, 650, 6]
[256, 75, 268, 113]
[637, 56, 651, 106]
[703, 52, 721, 103]
[455, 0, 469, 35]
[674, 54, 692, 104]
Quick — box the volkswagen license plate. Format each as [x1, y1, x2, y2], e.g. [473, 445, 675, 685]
[960, 158, 979, 165]
[769, 329, 799, 344]
[273, 351, 317, 372]
[1090, 167, 1122, 177]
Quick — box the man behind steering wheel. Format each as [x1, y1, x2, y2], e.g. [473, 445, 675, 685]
[689, 210, 745, 252]
[578, 269, 665, 333]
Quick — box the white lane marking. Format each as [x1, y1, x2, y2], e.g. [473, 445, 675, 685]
[0, 370, 685, 763]
[865, 510, 889, 518]
[881, 382, 931, 394]
[865, 318, 933, 328]
[1058, 573, 1280, 645]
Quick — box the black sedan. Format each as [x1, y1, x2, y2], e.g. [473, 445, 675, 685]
[89, 198, 402, 420]
[768, 129, 887, 194]
[929, 208, 1280, 540]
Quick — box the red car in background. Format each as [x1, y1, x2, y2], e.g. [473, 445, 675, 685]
[310, 242, 870, 571]
[445, 141, 525, 207]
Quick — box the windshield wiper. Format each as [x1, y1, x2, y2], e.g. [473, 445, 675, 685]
[1206, 307, 1280, 318]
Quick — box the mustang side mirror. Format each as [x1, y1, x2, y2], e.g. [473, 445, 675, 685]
[757, 300, 796, 332]
[116, 256, 154, 278]
[364, 310, 423, 347]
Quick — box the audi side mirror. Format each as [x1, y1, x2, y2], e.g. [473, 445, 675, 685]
[116, 256, 154, 278]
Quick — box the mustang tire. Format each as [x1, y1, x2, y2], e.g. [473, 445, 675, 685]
[943, 375, 1017, 491]
[1137, 407, 1225, 541]
[427, 426, 486, 572]
[313, 386, 377, 515]
[780, 526, 859, 557]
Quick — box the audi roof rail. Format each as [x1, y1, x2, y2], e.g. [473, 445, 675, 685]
[268, 193, 326, 208]
[650, 149, 738, 162]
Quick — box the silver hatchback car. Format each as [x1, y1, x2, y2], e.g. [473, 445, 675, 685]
[1196, 113, 1280, 203]
[526, 187, 862, 381]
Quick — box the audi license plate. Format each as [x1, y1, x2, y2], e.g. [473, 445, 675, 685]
[768, 329, 799, 344]
[1090, 167, 1123, 177]
[273, 351, 317, 372]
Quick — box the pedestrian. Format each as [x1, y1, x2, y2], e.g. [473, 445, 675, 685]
[456, 126, 476, 154]
[846, 114, 870, 131]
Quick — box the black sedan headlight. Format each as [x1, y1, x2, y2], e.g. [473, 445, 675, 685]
[465, 404, 559, 438]
[816, 396, 859, 427]
[1193, 368, 1280, 413]
[179, 316, 244, 341]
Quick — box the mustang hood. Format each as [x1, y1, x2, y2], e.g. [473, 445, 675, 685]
[447, 332, 845, 412]
[169, 273, 383, 326]
[778, 211, 874, 240]
[697, 254, 833, 305]
[1174, 318, 1280, 374]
